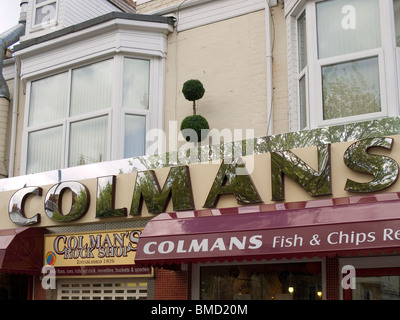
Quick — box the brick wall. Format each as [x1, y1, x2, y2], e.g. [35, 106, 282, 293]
[32, 275, 46, 300]
[326, 256, 339, 300]
[154, 267, 189, 300]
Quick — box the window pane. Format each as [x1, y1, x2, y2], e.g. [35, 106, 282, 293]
[69, 116, 108, 167]
[34, 2, 57, 25]
[322, 57, 381, 120]
[394, 0, 400, 47]
[317, 0, 381, 59]
[29, 72, 68, 126]
[200, 263, 322, 300]
[70, 60, 113, 116]
[27, 126, 62, 174]
[352, 276, 400, 300]
[123, 58, 150, 110]
[124, 115, 146, 158]
[297, 11, 307, 72]
[299, 75, 307, 129]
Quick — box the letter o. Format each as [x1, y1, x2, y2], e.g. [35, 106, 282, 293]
[45, 181, 90, 222]
[158, 241, 174, 254]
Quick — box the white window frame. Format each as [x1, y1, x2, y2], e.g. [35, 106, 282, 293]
[21, 54, 162, 175]
[31, 0, 59, 30]
[288, 0, 400, 131]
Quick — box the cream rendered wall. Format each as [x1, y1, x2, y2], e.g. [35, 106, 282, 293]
[164, 11, 268, 145]
[136, 0, 183, 13]
[138, 3, 289, 150]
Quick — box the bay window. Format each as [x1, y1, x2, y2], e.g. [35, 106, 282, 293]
[23, 56, 155, 175]
[291, 0, 400, 130]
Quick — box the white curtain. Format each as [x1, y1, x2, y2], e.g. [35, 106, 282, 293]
[29, 72, 68, 126]
[297, 11, 307, 72]
[70, 59, 113, 116]
[27, 126, 62, 174]
[123, 58, 150, 110]
[69, 116, 108, 167]
[124, 114, 146, 158]
[317, 0, 381, 59]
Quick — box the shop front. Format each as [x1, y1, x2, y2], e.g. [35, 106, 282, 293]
[1, 119, 400, 299]
[134, 193, 400, 300]
[42, 228, 153, 300]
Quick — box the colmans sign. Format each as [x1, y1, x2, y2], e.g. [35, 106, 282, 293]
[6, 136, 400, 227]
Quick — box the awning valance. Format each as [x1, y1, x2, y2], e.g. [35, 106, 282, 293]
[0, 227, 44, 275]
[135, 193, 400, 266]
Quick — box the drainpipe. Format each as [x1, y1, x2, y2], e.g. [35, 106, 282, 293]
[0, 0, 27, 177]
[265, 0, 277, 136]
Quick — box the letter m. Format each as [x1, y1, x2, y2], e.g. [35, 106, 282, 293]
[130, 166, 194, 215]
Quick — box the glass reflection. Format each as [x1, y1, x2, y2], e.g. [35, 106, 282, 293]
[2, 117, 400, 194]
[130, 166, 194, 215]
[271, 144, 331, 201]
[344, 137, 399, 192]
[96, 175, 127, 218]
[322, 57, 381, 120]
[44, 181, 90, 222]
[8, 187, 42, 226]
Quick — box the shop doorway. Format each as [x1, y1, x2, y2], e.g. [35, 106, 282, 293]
[57, 278, 148, 300]
[0, 273, 30, 300]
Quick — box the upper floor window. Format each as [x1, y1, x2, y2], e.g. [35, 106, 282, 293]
[23, 56, 153, 175]
[291, 0, 400, 130]
[33, 0, 58, 28]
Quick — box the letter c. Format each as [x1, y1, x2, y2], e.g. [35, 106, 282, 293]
[8, 186, 42, 226]
[143, 241, 157, 255]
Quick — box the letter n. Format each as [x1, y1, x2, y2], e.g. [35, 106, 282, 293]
[130, 166, 194, 215]
[271, 144, 332, 201]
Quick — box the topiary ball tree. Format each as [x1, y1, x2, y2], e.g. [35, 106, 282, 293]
[180, 114, 209, 142]
[182, 79, 205, 115]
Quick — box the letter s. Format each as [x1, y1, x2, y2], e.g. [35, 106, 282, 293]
[344, 137, 399, 193]
[248, 235, 262, 249]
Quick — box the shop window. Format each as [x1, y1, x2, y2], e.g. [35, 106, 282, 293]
[23, 56, 153, 174]
[343, 268, 400, 300]
[200, 262, 322, 300]
[290, 0, 400, 130]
